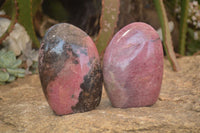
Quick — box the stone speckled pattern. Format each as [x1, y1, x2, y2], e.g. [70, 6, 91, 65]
[0, 56, 200, 132]
[38, 23, 102, 115]
[103, 22, 163, 108]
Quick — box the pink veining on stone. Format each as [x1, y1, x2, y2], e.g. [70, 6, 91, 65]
[47, 46, 90, 115]
[38, 23, 102, 115]
[103, 22, 164, 108]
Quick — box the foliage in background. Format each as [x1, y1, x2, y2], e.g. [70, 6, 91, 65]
[0, 50, 25, 84]
[19, 41, 39, 74]
[167, 0, 200, 55]
[179, 0, 189, 55]
[187, 27, 200, 55]
[1, 0, 200, 82]
[164, 0, 178, 17]
[0, 0, 42, 48]
[42, 0, 69, 21]
[0, 0, 40, 84]
[0, 0, 179, 73]
[0, 0, 17, 44]
[186, 1, 200, 29]
[16, 0, 41, 48]
[154, 0, 179, 71]
[184, 1, 200, 55]
[95, 0, 120, 56]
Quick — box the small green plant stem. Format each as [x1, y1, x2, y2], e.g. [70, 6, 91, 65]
[154, 0, 179, 71]
[95, 0, 120, 56]
[179, 0, 189, 55]
[17, 0, 40, 48]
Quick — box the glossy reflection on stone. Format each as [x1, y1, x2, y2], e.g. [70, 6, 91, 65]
[103, 22, 163, 108]
[38, 23, 102, 115]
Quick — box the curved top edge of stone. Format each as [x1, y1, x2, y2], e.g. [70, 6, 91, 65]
[43, 23, 89, 46]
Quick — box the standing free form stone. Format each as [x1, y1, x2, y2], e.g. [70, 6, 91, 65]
[103, 22, 163, 108]
[38, 23, 102, 115]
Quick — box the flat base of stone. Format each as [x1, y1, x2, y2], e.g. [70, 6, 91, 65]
[0, 56, 200, 132]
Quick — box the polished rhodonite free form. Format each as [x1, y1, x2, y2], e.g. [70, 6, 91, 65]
[103, 22, 164, 108]
[38, 23, 102, 115]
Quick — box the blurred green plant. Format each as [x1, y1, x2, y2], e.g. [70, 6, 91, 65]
[42, 0, 69, 21]
[154, 0, 179, 71]
[95, 0, 120, 56]
[0, 0, 17, 44]
[179, 0, 189, 55]
[164, 0, 178, 17]
[169, 0, 200, 55]
[183, 1, 200, 55]
[0, 0, 42, 48]
[1, 0, 200, 72]
[187, 28, 200, 55]
[0, 49, 25, 84]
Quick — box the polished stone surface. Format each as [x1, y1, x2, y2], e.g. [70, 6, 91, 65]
[38, 23, 102, 115]
[103, 22, 163, 108]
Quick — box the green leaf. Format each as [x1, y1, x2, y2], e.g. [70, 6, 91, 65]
[17, 0, 40, 48]
[0, 49, 6, 56]
[6, 68, 25, 75]
[7, 75, 16, 82]
[0, 51, 16, 68]
[179, 0, 189, 55]
[0, 71, 9, 82]
[95, 0, 120, 56]
[154, 0, 179, 71]
[17, 73, 25, 78]
[11, 59, 22, 69]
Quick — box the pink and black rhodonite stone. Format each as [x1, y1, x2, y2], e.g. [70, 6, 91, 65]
[103, 22, 163, 108]
[38, 23, 102, 115]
